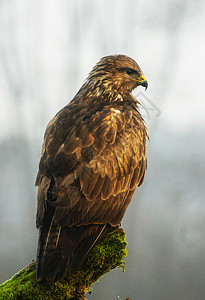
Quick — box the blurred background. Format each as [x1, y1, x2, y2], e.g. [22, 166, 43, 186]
[0, 1, 205, 299]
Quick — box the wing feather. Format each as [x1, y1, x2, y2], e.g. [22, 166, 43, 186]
[90, 175, 105, 199]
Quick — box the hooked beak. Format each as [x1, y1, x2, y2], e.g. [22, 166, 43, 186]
[137, 75, 148, 90]
[140, 80, 148, 90]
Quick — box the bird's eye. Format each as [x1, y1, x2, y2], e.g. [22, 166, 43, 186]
[126, 69, 134, 75]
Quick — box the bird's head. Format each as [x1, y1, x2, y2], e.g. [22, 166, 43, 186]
[87, 54, 148, 94]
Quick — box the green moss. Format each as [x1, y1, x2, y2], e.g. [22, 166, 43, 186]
[0, 228, 127, 300]
[0, 269, 73, 300]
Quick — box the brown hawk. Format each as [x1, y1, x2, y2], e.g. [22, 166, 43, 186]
[35, 54, 148, 282]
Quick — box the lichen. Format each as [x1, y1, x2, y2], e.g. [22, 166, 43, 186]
[0, 228, 127, 300]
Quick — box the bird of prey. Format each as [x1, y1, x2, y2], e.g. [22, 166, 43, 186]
[35, 54, 148, 282]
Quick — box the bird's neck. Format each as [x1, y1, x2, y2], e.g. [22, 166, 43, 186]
[77, 78, 130, 104]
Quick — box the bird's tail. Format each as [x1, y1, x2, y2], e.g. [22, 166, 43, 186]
[36, 221, 112, 282]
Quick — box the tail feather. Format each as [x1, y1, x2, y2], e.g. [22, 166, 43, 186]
[36, 219, 65, 281]
[36, 222, 112, 282]
[69, 224, 109, 274]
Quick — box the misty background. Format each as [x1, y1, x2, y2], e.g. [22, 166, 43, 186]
[0, 1, 205, 299]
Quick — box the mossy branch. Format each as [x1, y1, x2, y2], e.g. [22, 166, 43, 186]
[0, 228, 127, 300]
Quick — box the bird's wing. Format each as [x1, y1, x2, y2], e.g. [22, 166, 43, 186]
[36, 103, 147, 228]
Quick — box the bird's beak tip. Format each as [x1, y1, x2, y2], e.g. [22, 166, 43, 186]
[140, 80, 148, 90]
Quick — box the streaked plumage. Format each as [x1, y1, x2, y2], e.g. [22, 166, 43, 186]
[36, 54, 148, 282]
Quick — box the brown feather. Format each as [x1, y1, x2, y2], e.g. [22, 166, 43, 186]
[90, 175, 105, 199]
[84, 170, 99, 197]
